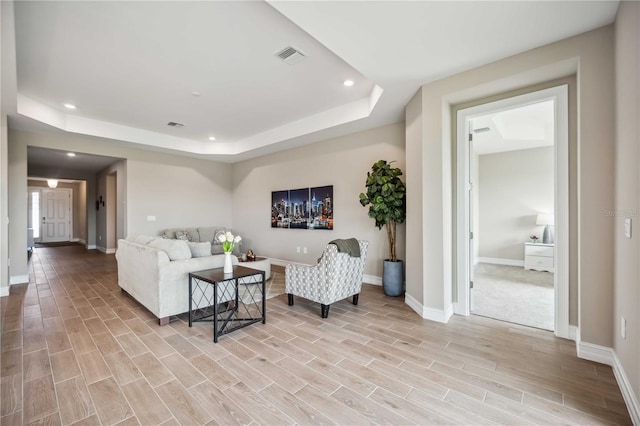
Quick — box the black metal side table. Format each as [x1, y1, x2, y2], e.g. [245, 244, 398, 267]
[188, 266, 266, 342]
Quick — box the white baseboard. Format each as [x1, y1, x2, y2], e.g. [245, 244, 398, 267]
[0, 286, 8, 297]
[96, 246, 116, 254]
[577, 341, 639, 424]
[70, 238, 79, 242]
[10, 275, 28, 285]
[270, 258, 312, 268]
[612, 351, 640, 425]
[362, 274, 382, 286]
[577, 341, 614, 366]
[405, 293, 453, 323]
[476, 257, 524, 267]
[87, 244, 97, 250]
[568, 325, 578, 341]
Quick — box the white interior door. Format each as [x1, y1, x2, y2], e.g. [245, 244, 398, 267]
[42, 188, 71, 243]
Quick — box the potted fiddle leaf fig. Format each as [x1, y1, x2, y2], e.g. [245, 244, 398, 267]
[359, 160, 406, 296]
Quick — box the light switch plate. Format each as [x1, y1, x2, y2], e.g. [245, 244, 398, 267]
[624, 218, 632, 238]
[147, 216, 156, 222]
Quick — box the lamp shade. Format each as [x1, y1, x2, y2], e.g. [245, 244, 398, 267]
[47, 179, 58, 189]
[536, 213, 554, 226]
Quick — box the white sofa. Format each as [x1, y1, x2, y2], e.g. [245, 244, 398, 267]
[116, 235, 238, 325]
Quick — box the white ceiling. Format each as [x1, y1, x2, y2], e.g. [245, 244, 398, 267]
[472, 100, 555, 155]
[6, 0, 619, 166]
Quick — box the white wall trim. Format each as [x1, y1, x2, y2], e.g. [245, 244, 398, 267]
[87, 244, 96, 250]
[576, 341, 614, 365]
[405, 293, 453, 323]
[612, 352, 640, 425]
[70, 238, 79, 242]
[362, 274, 382, 286]
[0, 286, 9, 297]
[576, 341, 640, 424]
[476, 257, 524, 267]
[96, 246, 116, 254]
[10, 275, 28, 285]
[568, 325, 578, 342]
[270, 258, 311, 268]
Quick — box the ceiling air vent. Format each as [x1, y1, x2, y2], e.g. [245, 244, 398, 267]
[473, 127, 491, 133]
[167, 121, 184, 128]
[276, 46, 305, 65]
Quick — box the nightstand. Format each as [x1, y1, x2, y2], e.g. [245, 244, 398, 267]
[524, 242, 554, 273]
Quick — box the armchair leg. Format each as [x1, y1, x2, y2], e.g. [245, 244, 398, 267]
[321, 304, 330, 318]
[352, 294, 359, 305]
[287, 294, 294, 306]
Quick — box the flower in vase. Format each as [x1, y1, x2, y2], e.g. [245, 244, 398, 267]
[218, 232, 242, 253]
[529, 234, 539, 243]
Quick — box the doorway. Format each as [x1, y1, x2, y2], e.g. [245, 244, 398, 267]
[455, 85, 570, 339]
[41, 188, 73, 243]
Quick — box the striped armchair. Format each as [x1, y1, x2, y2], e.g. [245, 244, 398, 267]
[285, 240, 369, 318]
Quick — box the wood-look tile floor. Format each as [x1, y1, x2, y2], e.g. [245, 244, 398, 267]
[0, 246, 632, 425]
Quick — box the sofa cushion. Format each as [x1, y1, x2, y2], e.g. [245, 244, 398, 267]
[126, 234, 156, 245]
[197, 227, 221, 244]
[187, 241, 211, 258]
[147, 239, 192, 261]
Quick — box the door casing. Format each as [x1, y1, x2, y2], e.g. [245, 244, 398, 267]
[454, 85, 570, 339]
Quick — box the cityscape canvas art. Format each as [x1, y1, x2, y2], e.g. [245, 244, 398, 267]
[271, 185, 333, 230]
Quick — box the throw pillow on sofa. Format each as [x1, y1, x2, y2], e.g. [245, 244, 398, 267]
[175, 230, 192, 241]
[147, 239, 192, 261]
[187, 241, 211, 258]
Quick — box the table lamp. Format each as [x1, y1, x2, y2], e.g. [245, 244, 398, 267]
[536, 213, 554, 244]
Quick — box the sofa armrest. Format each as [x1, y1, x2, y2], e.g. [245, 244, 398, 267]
[116, 239, 170, 318]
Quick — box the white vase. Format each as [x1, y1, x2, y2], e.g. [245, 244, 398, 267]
[223, 252, 233, 274]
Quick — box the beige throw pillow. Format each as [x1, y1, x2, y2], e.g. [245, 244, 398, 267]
[187, 241, 211, 258]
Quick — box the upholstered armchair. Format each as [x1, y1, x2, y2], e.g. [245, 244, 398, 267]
[285, 239, 369, 318]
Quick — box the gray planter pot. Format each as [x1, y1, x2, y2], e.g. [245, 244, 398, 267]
[383, 259, 404, 297]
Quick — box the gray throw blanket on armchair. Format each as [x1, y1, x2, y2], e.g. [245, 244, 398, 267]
[328, 238, 361, 257]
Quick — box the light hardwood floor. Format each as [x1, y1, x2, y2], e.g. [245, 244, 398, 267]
[0, 245, 632, 425]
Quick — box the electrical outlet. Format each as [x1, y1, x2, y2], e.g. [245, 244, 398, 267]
[621, 317, 626, 339]
[303, 247, 308, 254]
[296, 246, 300, 253]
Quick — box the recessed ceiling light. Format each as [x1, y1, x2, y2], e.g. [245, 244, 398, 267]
[192, 91, 201, 97]
[63, 103, 77, 110]
[343, 80, 354, 87]
[208, 136, 216, 141]
[66, 152, 76, 157]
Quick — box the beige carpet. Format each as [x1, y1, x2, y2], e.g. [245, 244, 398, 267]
[472, 263, 554, 331]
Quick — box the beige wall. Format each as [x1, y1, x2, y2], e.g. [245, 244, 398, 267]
[406, 25, 614, 346]
[478, 147, 554, 261]
[613, 0, 640, 403]
[232, 123, 405, 279]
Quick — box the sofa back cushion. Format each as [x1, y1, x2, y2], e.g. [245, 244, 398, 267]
[147, 239, 192, 261]
[187, 241, 212, 258]
[126, 234, 156, 245]
[161, 228, 200, 242]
